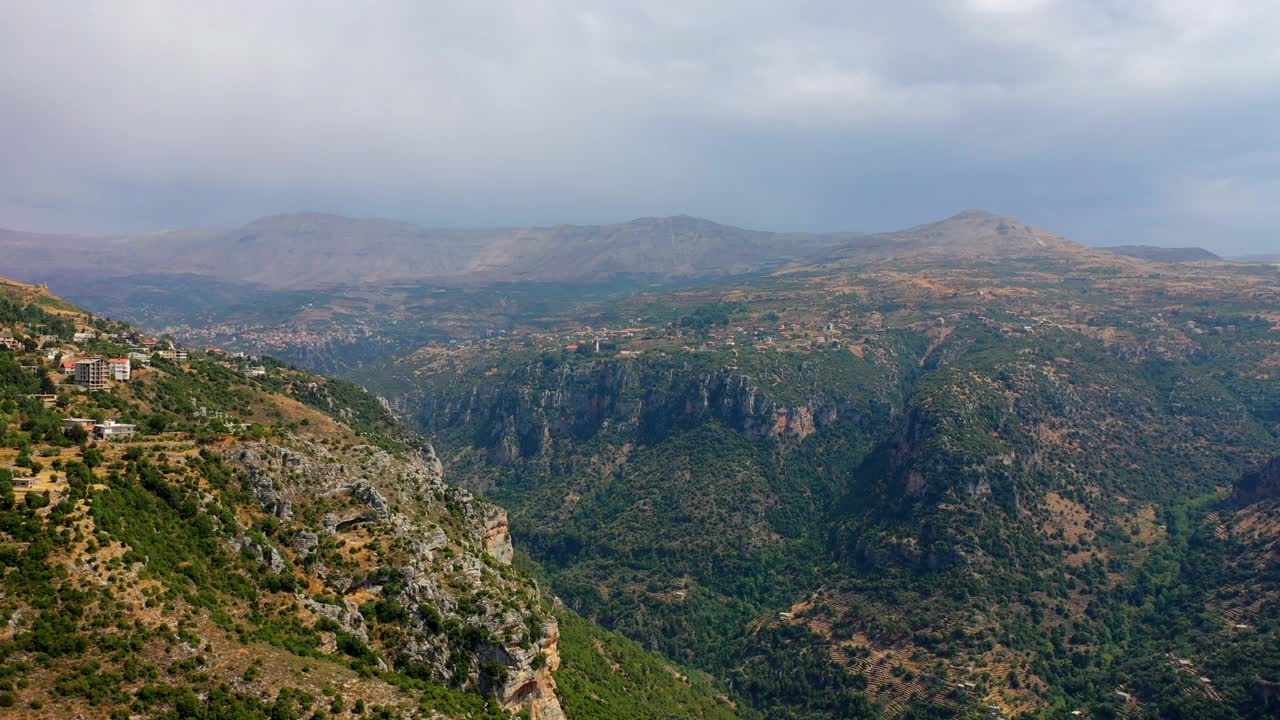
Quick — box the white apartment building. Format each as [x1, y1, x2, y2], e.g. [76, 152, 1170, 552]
[108, 357, 131, 381]
[94, 420, 136, 440]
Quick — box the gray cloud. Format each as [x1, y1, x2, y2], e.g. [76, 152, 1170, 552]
[1, 0, 1278, 252]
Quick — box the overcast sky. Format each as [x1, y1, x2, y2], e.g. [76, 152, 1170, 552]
[2, 1, 1279, 253]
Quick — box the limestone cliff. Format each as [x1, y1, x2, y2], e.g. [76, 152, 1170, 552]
[482, 507, 516, 565]
[417, 358, 900, 465]
[222, 437, 564, 719]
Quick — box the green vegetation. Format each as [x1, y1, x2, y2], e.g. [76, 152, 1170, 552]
[556, 610, 744, 720]
[8, 229, 1280, 719]
[388, 252, 1280, 718]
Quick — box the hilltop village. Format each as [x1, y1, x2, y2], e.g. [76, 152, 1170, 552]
[1, 282, 294, 507]
[3, 313, 277, 446]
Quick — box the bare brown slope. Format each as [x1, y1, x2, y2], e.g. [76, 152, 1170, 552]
[827, 209, 1127, 265]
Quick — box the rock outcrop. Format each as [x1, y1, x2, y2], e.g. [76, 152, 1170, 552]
[482, 507, 515, 565]
[221, 437, 563, 719]
[492, 619, 563, 720]
[1235, 457, 1280, 504]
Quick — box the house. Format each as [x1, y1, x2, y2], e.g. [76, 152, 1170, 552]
[13, 477, 35, 489]
[60, 359, 79, 372]
[62, 417, 98, 430]
[73, 358, 109, 390]
[108, 357, 131, 381]
[0, 336, 22, 350]
[37, 334, 59, 345]
[73, 331, 96, 343]
[244, 365, 267, 377]
[93, 420, 136, 440]
[128, 351, 151, 365]
[156, 349, 188, 362]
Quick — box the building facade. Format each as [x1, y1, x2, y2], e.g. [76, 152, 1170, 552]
[73, 358, 108, 391]
[108, 357, 131, 381]
[94, 420, 136, 440]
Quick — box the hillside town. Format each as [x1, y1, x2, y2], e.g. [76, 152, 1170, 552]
[1, 284, 300, 501]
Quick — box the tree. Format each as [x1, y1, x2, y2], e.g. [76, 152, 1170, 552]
[144, 414, 170, 434]
[64, 425, 89, 445]
[82, 446, 104, 469]
[0, 468, 13, 509]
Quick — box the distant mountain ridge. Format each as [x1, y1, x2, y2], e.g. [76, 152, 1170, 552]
[0, 212, 858, 290]
[1100, 244, 1221, 262]
[0, 209, 1131, 291]
[1230, 253, 1280, 264]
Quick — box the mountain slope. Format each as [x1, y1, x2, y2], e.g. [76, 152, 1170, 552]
[813, 209, 1138, 270]
[0, 280, 746, 719]
[1100, 244, 1221, 262]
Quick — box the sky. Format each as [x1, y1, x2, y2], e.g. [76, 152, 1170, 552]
[2, 1, 1279, 253]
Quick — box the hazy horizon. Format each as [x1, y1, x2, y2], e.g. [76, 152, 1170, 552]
[3, 1, 1279, 253]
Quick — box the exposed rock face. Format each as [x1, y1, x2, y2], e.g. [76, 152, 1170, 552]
[418, 359, 896, 465]
[1235, 458, 1280, 504]
[291, 530, 319, 558]
[347, 479, 391, 516]
[236, 535, 287, 574]
[772, 405, 816, 438]
[492, 619, 563, 720]
[244, 460, 292, 519]
[221, 437, 563, 719]
[482, 507, 515, 565]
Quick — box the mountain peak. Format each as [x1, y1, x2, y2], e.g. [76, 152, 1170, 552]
[839, 208, 1110, 264]
[620, 214, 734, 231]
[946, 208, 1002, 222]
